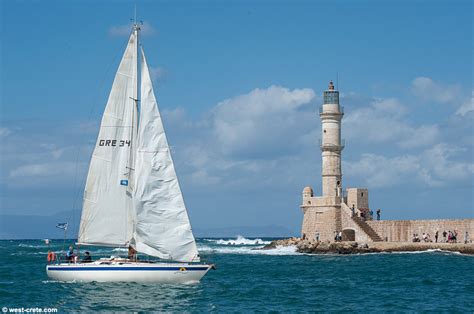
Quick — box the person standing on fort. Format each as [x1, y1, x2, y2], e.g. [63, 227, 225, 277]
[376, 209, 381, 221]
[465, 231, 470, 244]
[442, 230, 447, 242]
[435, 231, 439, 243]
[351, 205, 355, 217]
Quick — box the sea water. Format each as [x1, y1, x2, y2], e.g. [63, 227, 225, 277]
[0, 238, 472, 312]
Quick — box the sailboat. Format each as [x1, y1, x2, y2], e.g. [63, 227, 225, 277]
[46, 22, 214, 283]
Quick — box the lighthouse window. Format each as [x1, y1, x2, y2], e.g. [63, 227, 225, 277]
[324, 130, 327, 133]
[361, 192, 364, 197]
[324, 91, 339, 104]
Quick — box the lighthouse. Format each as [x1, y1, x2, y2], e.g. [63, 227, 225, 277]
[300, 81, 345, 242]
[320, 81, 344, 198]
[299, 81, 473, 244]
[301, 80, 378, 242]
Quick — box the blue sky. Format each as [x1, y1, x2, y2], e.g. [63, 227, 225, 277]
[1, 0, 473, 237]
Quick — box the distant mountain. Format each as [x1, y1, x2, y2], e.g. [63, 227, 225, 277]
[0, 211, 79, 240]
[0, 212, 297, 239]
[193, 225, 297, 238]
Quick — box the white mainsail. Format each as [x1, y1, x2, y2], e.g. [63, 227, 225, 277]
[133, 47, 200, 262]
[78, 30, 138, 246]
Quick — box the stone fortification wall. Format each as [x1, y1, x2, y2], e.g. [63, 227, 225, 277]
[301, 207, 337, 242]
[367, 219, 474, 242]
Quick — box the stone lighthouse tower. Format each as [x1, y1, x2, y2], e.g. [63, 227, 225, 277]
[300, 81, 344, 242]
[320, 81, 344, 197]
[300, 81, 381, 242]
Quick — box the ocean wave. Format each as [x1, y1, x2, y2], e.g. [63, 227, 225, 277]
[206, 235, 270, 246]
[18, 243, 47, 248]
[391, 249, 464, 255]
[0, 281, 14, 285]
[198, 244, 300, 255]
[112, 248, 128, 252]
[10, 248, 125, 257]
[42, 280, 78, 284]
[10, 251, 48, 256]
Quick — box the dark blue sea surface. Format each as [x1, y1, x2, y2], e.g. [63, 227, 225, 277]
[0, 237, 473, 312]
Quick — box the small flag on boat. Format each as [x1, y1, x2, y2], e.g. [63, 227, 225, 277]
[56, 222, 68, 231]
[120, 179, 129, 186]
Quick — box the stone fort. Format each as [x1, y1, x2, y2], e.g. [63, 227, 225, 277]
[300, 82, 473, 242]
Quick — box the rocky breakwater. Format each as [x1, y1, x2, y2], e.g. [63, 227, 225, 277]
[262, 238, 474, 255]
[262, 238, 380, 254]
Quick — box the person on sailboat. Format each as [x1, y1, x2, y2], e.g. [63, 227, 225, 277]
[66, 246, 75, 263]
[128, 246, 137, 261]
[47, 250, 56, 264]
[81, 251, 92, 263]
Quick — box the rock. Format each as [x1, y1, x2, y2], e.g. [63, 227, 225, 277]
[261, 240, 279, 250]
[260, 237, 474, 255]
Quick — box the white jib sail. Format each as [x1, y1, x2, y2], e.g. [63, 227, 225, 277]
[133, 47, 200, 262]
[78, 30, 138, 246]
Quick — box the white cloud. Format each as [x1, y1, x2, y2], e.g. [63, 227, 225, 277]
[344, 98, 439, 148]
[188, 169, 221, 185]
[345, 153, 434, 188]
[108, 21, 156, 37]
[398, 125, 439, 149]
[411, 77, 461, 104]
[9, 162, 78, 178]
[0, 123, 93, 188]
[422, 143, 473, 181]
[149, 66, 166, 82]
[455, 92, 474, 116]
[77, 121, 100, 135]
[211, 85, 316, 157]
[108, 24, 130, 37]
[0, 127, 11, 139]
[344, 98, 406, 143]
[39, 144, 64, 160]
[166, 84, 470, 192]
[345, 143, 473, 189]
[159, 85, 320, 190]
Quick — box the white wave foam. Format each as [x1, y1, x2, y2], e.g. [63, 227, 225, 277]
[254, 245, 300, 255]
[10, 248, 127, 256]
[10, 251, 49, 256]
[112, 248, 128, 252]
[198, 244, 300, 255]
[42, 280, 77, 284]
[18, 243, 46, 248]
[391, 249, 463, 255]
[208, 235, 270, 246]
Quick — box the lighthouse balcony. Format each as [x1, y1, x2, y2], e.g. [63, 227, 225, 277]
[319, 139, 345, 151]
[319, 105, 344, 114]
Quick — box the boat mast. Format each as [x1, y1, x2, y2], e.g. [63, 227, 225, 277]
[132, 17, 140, 110]
[126, 12, 141, 250]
